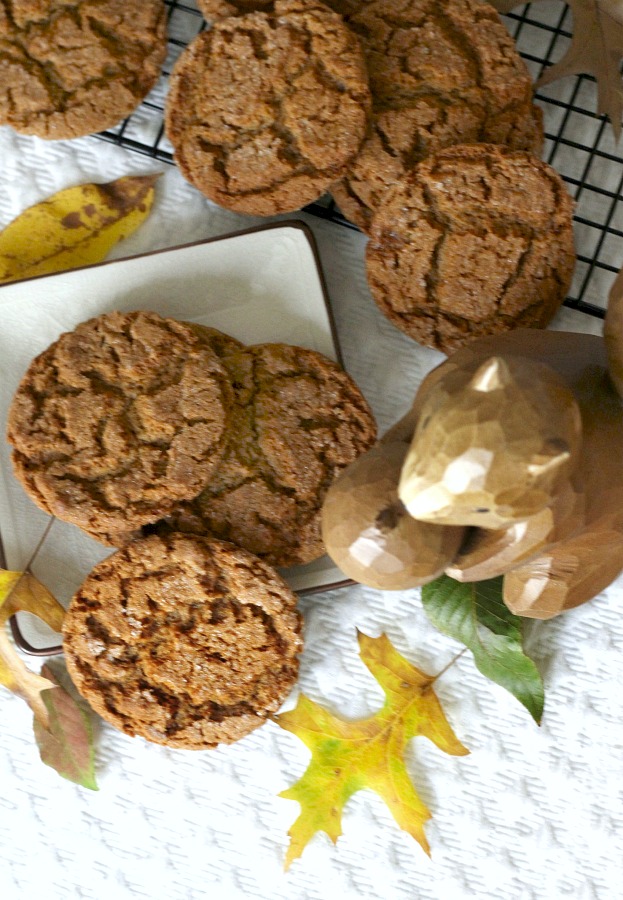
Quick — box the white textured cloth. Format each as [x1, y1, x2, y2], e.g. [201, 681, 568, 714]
[0, 89, 622, 900]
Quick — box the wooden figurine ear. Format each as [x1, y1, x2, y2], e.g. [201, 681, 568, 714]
[468, 357, 511, 392]
[504, 524, 623, 618]
[398, 355, 582, 529]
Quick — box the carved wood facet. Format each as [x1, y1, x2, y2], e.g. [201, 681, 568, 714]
[321, 330, 623, 617]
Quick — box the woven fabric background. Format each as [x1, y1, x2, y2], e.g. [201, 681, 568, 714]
[1, 3, 623, 898]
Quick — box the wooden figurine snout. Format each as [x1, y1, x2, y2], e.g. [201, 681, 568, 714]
[322, 327, 623, 619]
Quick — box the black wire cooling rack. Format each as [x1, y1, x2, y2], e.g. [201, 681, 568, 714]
[97, 0, 620, 321]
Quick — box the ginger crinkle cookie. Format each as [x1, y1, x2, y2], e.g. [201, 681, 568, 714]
[164, 0, 371, 215]
[365, 144, 576, 354]
[195, 0, 543, 230]
[330, 0, 544, 232]
[0, 0, 167, 140]
[161, 342, 378, 568]
[7, 311, 233, 545]
[62, 534, 303, 749]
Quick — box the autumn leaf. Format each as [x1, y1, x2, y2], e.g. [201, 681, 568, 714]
[1, 549, 99, 788]
[274, 631, 468, 869]
[492, 0, 623, 138]
[0, 568, 66, 728]
[0, 173, 160, 284]
[33, 661, 98, 791]
[0, 569, 66, 629]
[421, 574, 544, 724]
[0, 628, 55, 727]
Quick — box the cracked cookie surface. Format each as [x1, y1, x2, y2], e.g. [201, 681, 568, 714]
[330, 0, 543, 232]
[0, 0, 167, 140]
[62, 533, 303, 749]
[186, 323, 246, 359]
[7, 310, 234, 544]
[164, 0, 371, 215]
[196, 0, 361, 19]
[160, 342, 378, 567]
[197, 0, 275, 18]
[365, 144, 576, 353]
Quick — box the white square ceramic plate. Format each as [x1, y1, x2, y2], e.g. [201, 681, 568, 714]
[0, 221, 351, 654]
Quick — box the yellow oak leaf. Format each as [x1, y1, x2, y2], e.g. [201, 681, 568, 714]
[0, 569, 66, 728]
[0, 173, 160, 284]
[275, 631, 469, 869]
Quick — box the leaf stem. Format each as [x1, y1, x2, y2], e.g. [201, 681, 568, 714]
[431, 648, 467, 685]
[23, 517, 55, 573]
[2, 517, 55, 611]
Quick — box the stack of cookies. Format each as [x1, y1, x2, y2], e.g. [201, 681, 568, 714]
[7, 309, 377, 563]
[0, 1, 577, 353]
[327, 0, 545, 231]
[168, 0, 576, 353]
[7, 309, 377, 748]
[179, 0, 545, 223]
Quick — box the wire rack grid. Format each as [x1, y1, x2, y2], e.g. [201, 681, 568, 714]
[97, 0, 621, 323]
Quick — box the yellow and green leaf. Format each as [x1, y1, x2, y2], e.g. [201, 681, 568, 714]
[0, 173, 160, 284]
[274, 631, 468, 869]
[0, 569, 66, 629]
[0, 627, 55, 726]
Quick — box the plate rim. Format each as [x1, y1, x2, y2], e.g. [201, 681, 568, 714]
[1, 218, 353, 657]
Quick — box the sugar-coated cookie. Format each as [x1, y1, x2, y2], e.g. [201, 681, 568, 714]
[165, 0, 371, 215]
[62, 533, 303, 749]
[161, 342, 378, 567]
[7, 310, 234, 544]
[365, 144, 576, 353]
[0, 0, 166, 139]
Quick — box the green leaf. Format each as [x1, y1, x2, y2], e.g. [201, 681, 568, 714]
[33, 661, 98, 791]
[421, 574, 544, 723]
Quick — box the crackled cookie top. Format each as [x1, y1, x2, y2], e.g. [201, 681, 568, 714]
[197, 0, 361, 19]
[62, 533, 303, 749]
[197, 0, 274, 18]
[365, 144, 576, 353]
[0, 0, 167, 139]
[186, 323, 246, 359]
[162, 342, 378, 567]
[7, 311, 234, 544]
[330, 0, 543, 231]
[164, 0, 371, 215]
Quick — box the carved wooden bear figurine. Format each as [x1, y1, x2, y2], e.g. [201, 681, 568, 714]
[322, 323, 623, 620]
